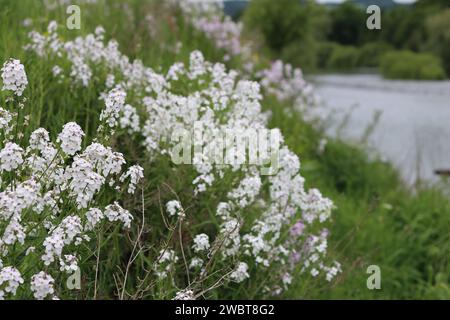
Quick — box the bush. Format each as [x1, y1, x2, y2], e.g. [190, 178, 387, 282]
[243, 0, 310, 53]
[281, 39, 318, 72]
[380, 50, 446, 80]
[326, 45, 359, 70]
[243, 0, 329, 60]
[316, 42, 340, 69]
[356, 42, 392, 68]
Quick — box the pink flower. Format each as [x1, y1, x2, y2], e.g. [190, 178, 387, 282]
[290, 220, 305, 237]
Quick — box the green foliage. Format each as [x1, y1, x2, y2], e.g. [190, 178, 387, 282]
[326, 44, 359, 70]
[316, 42, 340, 69]
[425, 9, 450, 76]
[380, 50, 446, 80]
[356, 42, 392, 68]
[381, 7, 427, 51]
[280, 39, 318, 72]
[243, 0, 310, 53]
[243, 0, 329, 71]
[328, 2, 366, 46]
[316, 41, 391, 71]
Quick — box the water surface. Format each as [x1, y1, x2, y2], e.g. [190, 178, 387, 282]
[311, 74, 450, 185]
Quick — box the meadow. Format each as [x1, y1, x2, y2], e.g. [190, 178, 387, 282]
[0, 0, 448, 300]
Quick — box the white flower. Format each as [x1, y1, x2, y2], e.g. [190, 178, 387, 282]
[1, 58, 28, 96]
[166, 200, 184, 218]
[104, 202, 133, 228]
[216, 202, 231, 219]
[119, 104, 140, 133]
[0, 107, 13, 133]
[0, 142, 24, 172]
[282, 273, 292, 286]
[22, 18, 33, 27]
[228, 175, 262, 208]
[105, 74, 115, 88]
[155, 249, 179, 279]
[82, 143, 125, 178]
[66, 157, 105, 209]
[42, 216, 83, 265]
[189, 257, 204, 269]
[1, 217, 26, 246]
[70, 56, 92, 86]
[57, 122, 84, 156]
[219, 218, 241, 257]
[173, 289, 195, 300]
[85, 208, 104, 230]
[192, 233, 210, 253]
[100, 87, 127, 128]
[119, 165, 144, 194]
[52, 65, 63, 77]
[30, 272, 55, 300]
[0, 266, 24, 299]
[29, 128, 51, 152]
[59, 254, 78, 273]
[229, 262, 249, 283]
[0, 179, 39, 219]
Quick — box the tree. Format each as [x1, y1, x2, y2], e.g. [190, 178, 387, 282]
[243, 0, 314, 53]
[328, 2, 366, 46]
[425, 9, 450, 75]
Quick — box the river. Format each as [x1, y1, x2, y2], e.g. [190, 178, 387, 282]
[311, 74, 450, 185]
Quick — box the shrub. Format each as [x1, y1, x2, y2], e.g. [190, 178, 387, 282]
[316, 42, 340, 69]
[326, 45, 359, 70]
[280, 39, 318, 72]
[243, 0, 309, 53]
[380, 50, 446, 80]
[356, 42, 392, 68]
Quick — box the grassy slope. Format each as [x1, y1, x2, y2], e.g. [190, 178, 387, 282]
[0, 0, 449, 299]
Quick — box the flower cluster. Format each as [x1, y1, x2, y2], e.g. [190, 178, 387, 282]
[177, 2, 324, 121]
[1, 59, 28, 97]
[57, 122, 84, 156]
[0, 59, 142, 299]
[173, 289, 195, 300]
[155, 249, 179, 280]
[23, 18, 338, 299]
[0, 267, 24, 300]
[0, 142, 24, 172]
[30, 272, 55, 300]
[192, 16, 249, 61]
[166, 200, 184, 218]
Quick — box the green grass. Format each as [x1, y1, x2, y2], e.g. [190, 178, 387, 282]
[380, 50, 446, 80]
[0, 0, 449, 299]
